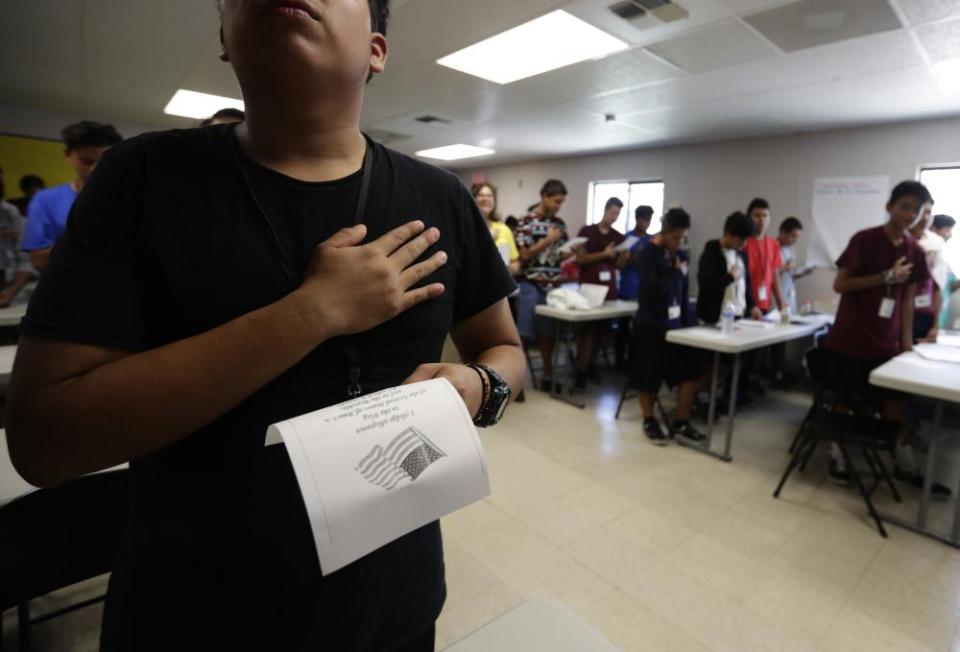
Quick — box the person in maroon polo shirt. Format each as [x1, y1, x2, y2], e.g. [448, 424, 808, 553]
[824, 180, 949, 497]
[574, 196, 628, 388]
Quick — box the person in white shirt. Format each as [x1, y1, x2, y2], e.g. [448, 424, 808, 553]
[776, 217, 815, 314]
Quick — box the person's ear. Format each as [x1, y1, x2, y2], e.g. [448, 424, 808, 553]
[369, 32, 388, 76]
[218, 26, 230, 62]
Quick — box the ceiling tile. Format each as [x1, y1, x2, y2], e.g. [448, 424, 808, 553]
[916, 17, 960, 62]
[893, 0, 960, 26]
[0, 0, 81, 30]
[646, 20, 779, 73]
[743, 0, 902, 52]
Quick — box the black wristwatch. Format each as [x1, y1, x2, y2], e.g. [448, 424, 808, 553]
[467, 363, 512, 428]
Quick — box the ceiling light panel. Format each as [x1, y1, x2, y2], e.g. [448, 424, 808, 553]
[436, 10, 629, 85]
[163, 89, 244, 119]
[743, 0, 902, 53]
[415, 144, 495, 161]
[646, 20, 778, 74]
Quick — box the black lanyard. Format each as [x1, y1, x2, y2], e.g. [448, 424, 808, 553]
[228, 129, 375, 398]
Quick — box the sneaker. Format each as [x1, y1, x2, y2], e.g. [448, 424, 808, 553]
[892, 466, 952, 500]
[644, 419, 669, 446]
[671, 421, 706, 443]
[515, 389, 525, 403]
[828, 459, 853, 487]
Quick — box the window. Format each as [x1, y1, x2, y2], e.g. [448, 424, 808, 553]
[919, 166, 960, 274]
[587, 180, 665, 235]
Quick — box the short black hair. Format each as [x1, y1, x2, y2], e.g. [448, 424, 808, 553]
[888, 180, 933, 207]
[779, 216, 803, 233]
[62, 121, 122, 151]
[662, 207, 690, 232]
[541, 179, 567, 197]
[199, 107, 246, 127]
[723, 211, 755, 239]
[747, 197, 769, 216]
[933, 214, 956, 230]
[604, 197, 623, 212]
[635, 205, 654, 222]
[19, 174, 45, 194]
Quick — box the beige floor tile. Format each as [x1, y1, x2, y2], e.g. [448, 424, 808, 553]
[555, 482, 638, 525]
[663, 533, 766, 604]
[819, 606, 938, 652]
[700, 507, 793, 559]
[580, 589, 711, 652]
[500, 553, 614, 614]
[741, 569, 844, 645]
[606, 504, 697, 556]
[456, 518, 566, 581]
[441, 499, 515, 542]
[436, 580, 524, 649]
[761, 533, 876, 602]
[561, 526, 660, 589]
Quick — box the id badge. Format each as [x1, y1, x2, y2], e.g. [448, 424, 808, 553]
[668, 304, 681, 320]
[879, 297, 895, 319]
[599, 270, 612, 282]
[915, 294, 932, 309]
[758, 285, 768, 302]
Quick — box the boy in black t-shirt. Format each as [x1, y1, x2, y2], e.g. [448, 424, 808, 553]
[631, 208, 706, 445]
[6, 2, 526, 650]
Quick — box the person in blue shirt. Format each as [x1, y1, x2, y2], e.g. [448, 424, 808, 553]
[615, 205, 654, 370]
[21, 120, 122, 271]
[630, 208, 706, 445]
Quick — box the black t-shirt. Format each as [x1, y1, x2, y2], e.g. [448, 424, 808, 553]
[23, 125, 516, 650]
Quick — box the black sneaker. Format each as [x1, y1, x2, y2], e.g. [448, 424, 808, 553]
[828, 459, 853, 487]
[644, 419, 668, 446]
[892, 466, 952, 500]
[671, 422, 706, 443]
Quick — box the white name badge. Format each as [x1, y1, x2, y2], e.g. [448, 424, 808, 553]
[668, 304, 681, 320]
[879, 297, 895, 319]
[758, 285, 768, 302]
[599, 270, 612, 282]
[915, 294, 932, 309]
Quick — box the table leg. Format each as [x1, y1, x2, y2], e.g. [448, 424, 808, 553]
[919, 402, 943, 530]
[721, 353, 740, 462]
[549, 319, 585, 409]
[705, 352, 720, 449]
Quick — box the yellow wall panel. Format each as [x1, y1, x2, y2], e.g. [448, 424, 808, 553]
[0, 133, 72, 200]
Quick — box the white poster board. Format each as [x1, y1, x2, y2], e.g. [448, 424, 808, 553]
[808, 176, 890, 265]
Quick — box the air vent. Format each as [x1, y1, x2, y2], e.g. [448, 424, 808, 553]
[609, 1, 647, 21]
[414, 115, 452, 125]
[636, 0, 670, 7]
[366, 129, 409, 145]
[637, 0, 689, 23]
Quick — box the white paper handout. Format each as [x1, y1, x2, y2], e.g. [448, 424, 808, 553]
[267, 378, 490, 575]
[913, 343, 960, 364]
[557, 236, 588, 256]
[614, 235, 640, 252]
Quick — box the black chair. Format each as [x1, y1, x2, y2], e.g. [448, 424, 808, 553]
[0, 469, 129, 651]
[773, 347, 901, 537]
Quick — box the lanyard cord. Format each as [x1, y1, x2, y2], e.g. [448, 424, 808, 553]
[227, 128, 375, 397]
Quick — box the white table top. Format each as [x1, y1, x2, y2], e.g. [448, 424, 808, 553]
[443, 600, 617, 652]
[0, 344, 15, 379]
[869, 352, 960, 404]
[0, 300, 27, 327]
[535, 300, 638, 322]
[666, 316, 829, 354]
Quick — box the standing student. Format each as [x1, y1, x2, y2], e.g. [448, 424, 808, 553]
[631, 208, 705, 445]
[574, 197, 626, 388]
[21, 120, 122, 271]
[473, 182, 519, 276]
[0, 167, 34, 307]
[777, 217, 814, 314]
[744, 198, 785, 314]
[931, 214, 959, 329]
[696, 211, 760, 324]
[909, 207, 942, 343]
[516, 179, 573, 391]
[10, 174, 45, 217]
[823, 181, 947, 495]
[7, 1, 526, 648]
[615, 205, 654, 369]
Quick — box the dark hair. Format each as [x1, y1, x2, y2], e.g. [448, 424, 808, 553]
[779, 216, 803, 233]
[635, 205, 654, 222]
[370, 0, 390, 35]
[723, 211, 755, 239]
[504, 216, 519, 231]
[540, 179, 567, 197]
[604, 197, 623, 212]
[933, 214, 956, 230]
[888, 180, 933, 207]
[471, 182, 499, 221]
[199, 107, 246, 128]
[747, 197, 769, 216]
[19, 174, 45, 194]
[662, 207, 690, 232]
[62, 121, 122, 151]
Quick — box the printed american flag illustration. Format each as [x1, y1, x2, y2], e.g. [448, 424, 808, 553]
[356, 427, 446, 491]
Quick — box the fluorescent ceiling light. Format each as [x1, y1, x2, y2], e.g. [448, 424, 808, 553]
[436, 10, 629, 85]
[163, 89, 245, 119]
[933, 58, 960, 93]
[416, 144, 495, 161]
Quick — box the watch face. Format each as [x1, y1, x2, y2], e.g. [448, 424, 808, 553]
[494, 395, 509, 421]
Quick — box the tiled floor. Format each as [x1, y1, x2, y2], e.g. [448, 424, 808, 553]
[6, 378, 960, 651]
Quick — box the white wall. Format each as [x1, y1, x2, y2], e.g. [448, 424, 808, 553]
[461, 116, 960, 317]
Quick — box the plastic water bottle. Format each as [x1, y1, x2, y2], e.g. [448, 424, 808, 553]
[721, 302, 735, 335]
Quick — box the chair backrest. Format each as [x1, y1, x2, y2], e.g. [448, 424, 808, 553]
[0, 469, 129, 610]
